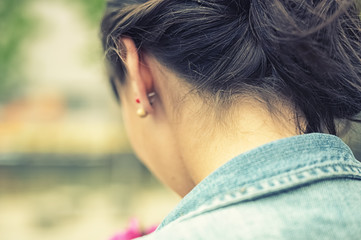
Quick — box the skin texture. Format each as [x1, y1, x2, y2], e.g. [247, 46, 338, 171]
[118, 38, 301, 197]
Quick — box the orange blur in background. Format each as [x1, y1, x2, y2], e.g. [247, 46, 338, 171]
[0, 1, 178, 240]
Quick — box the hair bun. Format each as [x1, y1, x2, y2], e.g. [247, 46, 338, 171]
[102, 0, 361, 135]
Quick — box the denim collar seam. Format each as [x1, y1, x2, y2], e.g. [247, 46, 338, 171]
[168, 163, 361, 227]
[226, 154, 356, 188]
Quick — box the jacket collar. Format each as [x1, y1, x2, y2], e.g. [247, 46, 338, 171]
[158, 133, 359, 229]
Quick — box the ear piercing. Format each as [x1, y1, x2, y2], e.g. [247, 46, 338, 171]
[147, 92, 156, 104]
[136, 92, 156, 118]
[136, 108, 148, 118]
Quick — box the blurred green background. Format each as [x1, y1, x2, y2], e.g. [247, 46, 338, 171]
[0, 1, 360, 240]
[0, 1, 178, 240]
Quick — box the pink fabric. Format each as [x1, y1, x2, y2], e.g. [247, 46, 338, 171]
[110, 219, 157, 240]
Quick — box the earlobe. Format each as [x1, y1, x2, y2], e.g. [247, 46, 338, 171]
[121, 37, 155, 115]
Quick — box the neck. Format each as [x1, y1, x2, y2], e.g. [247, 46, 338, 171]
[174, 100, 300, 185]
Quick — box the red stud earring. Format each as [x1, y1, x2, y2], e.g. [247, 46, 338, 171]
[135, 92, 156, 118]
[135, 92, 155, 104]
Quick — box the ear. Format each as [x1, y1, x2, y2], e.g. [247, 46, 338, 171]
[122, 37, 154, 114]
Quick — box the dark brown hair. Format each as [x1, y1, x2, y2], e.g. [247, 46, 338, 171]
[101, 0, 361, 135]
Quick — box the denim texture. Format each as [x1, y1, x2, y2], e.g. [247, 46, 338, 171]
[139, 133, 361, 239]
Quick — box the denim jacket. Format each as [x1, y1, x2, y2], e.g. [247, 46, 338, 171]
[139, 133, 361, 240]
